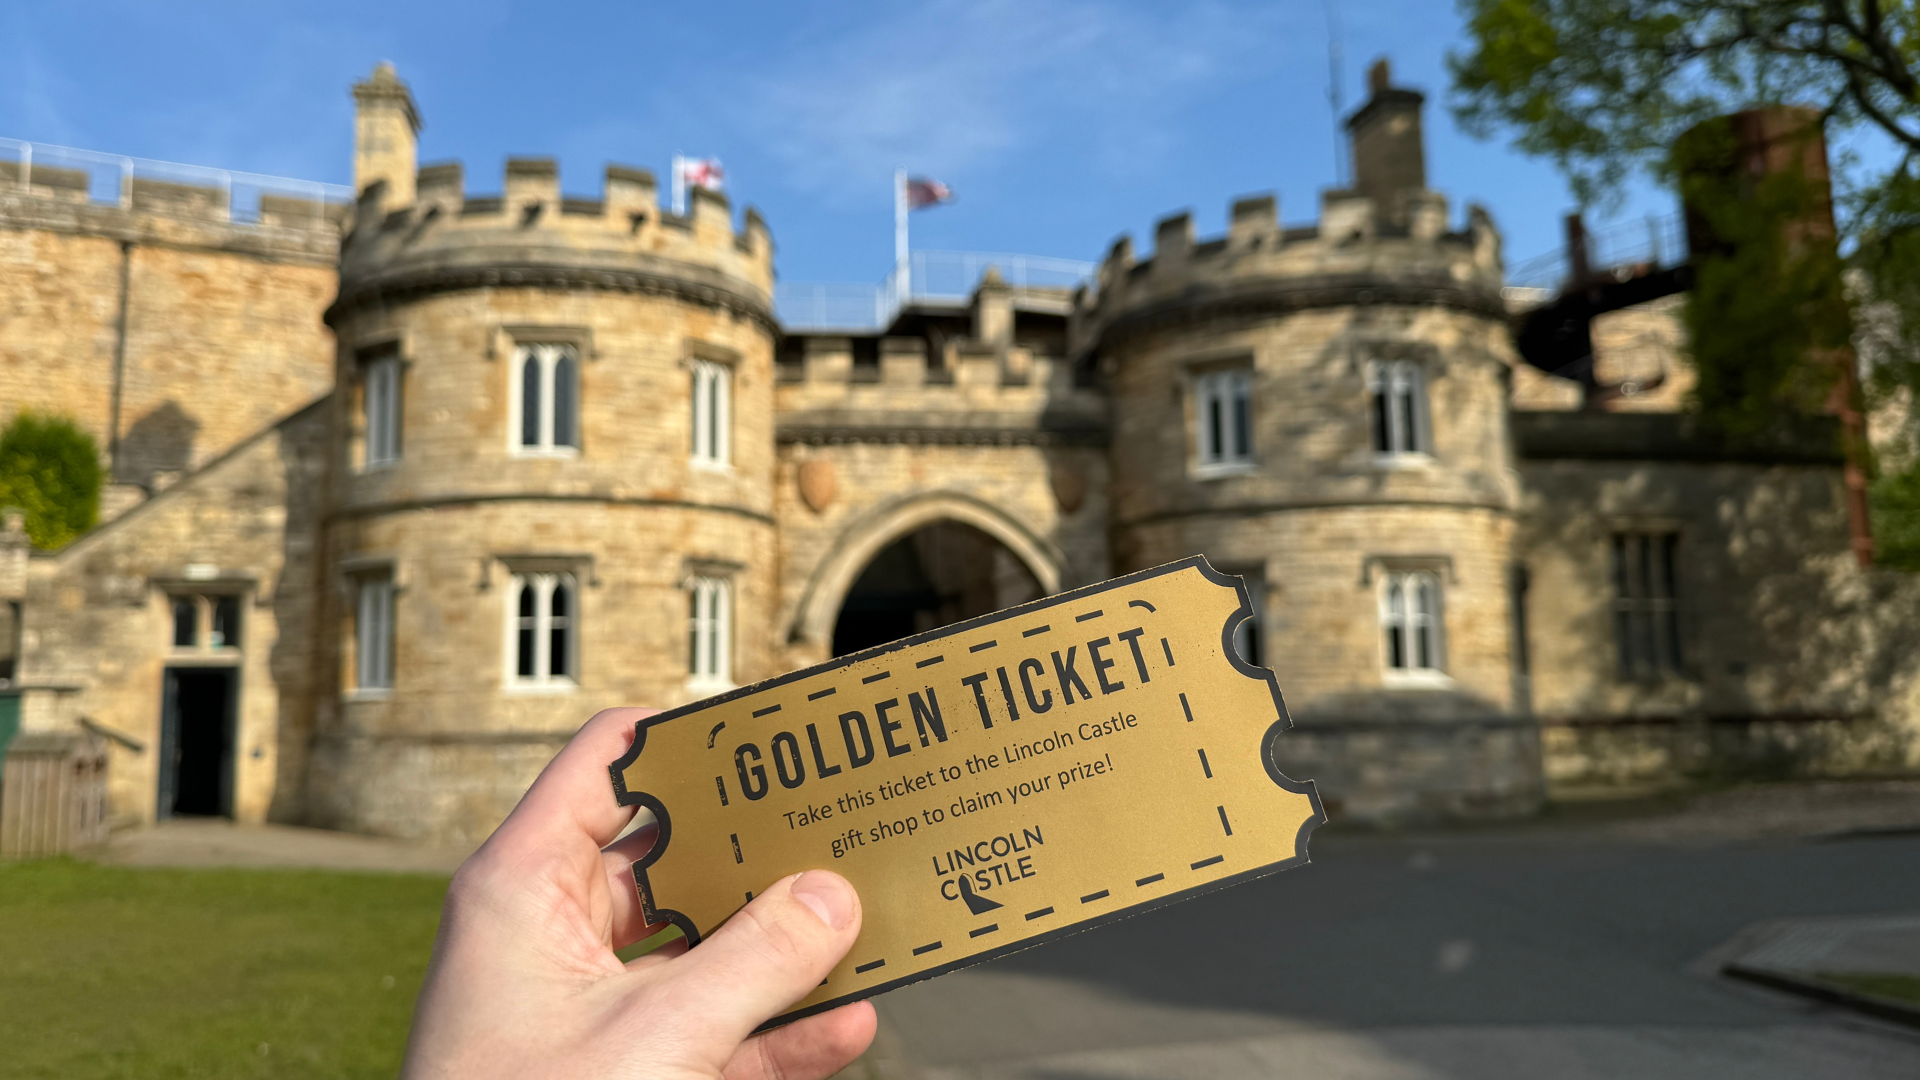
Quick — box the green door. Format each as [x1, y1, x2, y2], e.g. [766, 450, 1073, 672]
[0, 692, 19, 767]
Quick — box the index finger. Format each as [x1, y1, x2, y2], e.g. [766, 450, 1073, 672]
[490, 707, 659, 858]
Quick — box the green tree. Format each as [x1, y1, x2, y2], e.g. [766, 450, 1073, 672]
[1874, 462, 1920, 568]
[0, 411, 103, 550]
[1451, 0, 1920, 557]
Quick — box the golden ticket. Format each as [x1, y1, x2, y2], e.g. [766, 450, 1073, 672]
[609, 556, 1324, 1026]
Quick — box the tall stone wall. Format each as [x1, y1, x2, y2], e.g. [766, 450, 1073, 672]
[11, 403, 328, 826]
[0, 176, 339, 495]
[1517, 444, 1920, 788]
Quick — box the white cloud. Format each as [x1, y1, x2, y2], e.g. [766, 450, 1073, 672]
[732, 0, 1310, 203]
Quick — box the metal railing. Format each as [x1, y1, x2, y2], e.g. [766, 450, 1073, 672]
[777, 249, 1095, 331]
[1506, 211, 1688, 292]
[0, 136, 353, 225]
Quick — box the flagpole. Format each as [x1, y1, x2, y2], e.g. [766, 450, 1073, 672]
[672, 153, 685, 216]
[895, 167, 909, 305]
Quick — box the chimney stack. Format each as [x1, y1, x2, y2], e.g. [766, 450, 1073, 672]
[1345, 58, 1427, 222]
[352, 62, 423, 208]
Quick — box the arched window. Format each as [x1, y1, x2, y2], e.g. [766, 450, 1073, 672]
[513, 343, 581, 453]
[520, 352, 542, 448]
[1193, 367, 1254, 472]
[1381, 570, 1444, 674]
[553, 351, 578, 448]
[355, 570, 395, 690]
[688, 575, 732, 689]
[1230, 568, 1265, 666]
[362, 352, 402, 467]
[690, 359, 731, 468]
[508, 572, 576, 687]
[515, 581, 537, 678]
[549, 577, 572, 678]
[1369, 359, 1430, 455]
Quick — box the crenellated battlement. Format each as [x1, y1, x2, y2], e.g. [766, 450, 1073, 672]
[1071, 65, 1505, 353]
[1071, 186, 1504, 350]
[333, 66, 773, 327]
[774, 333, 1106, 447]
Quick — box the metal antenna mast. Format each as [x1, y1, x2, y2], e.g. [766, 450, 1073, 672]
[1325, 0, 1346, 185]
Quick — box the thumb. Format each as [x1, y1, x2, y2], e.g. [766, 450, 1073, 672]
[645, 871, 863, 1050]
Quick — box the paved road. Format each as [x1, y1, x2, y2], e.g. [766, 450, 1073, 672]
[868, 824, 1920, 1078]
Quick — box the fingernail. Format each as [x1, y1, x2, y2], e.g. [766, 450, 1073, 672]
[790, 871, 856, 930]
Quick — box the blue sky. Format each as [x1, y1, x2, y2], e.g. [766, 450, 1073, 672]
[1, 0, 1676, 287]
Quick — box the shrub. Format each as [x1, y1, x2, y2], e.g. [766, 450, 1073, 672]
[0, 411, 103, 550]
[1872, 464, 1920, 572]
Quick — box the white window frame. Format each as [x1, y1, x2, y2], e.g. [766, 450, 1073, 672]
[687, 575, 733, 691]
[509, 343, 581, 457]
[690, 358, 732, 470]
[1380, 570, 1448, 684]
[506, 571, 577, 692]
[1231, 569, 1265, 667]
[1369, 359, 1431, 459]
[168, 593, 244, 654]
[1193, 367, 1254, 476]
[363, 355, 402, 469]
[354, 572, 396, 692]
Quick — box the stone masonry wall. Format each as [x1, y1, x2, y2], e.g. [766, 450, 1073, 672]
[773, 337, 1109, 670]
[0, 183, 338, 494]
[14, 403, 328, 826]
[320, 218, 778, 840]
[1518, 456, 1920, 788]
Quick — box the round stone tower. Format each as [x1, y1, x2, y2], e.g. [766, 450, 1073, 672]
[1074, 61, 1541, 820]
[314, 65, 778, 841]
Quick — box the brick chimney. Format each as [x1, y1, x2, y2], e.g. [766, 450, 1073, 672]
[1346, 58, 1427, 222]
[352, 62, 423, 207]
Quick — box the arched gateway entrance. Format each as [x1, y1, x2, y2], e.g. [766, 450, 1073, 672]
[832, 521, 1043, 656]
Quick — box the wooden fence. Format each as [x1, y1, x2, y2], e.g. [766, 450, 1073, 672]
[0, 731, 110, 857]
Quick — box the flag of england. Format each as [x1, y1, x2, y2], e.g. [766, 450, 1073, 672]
[907, 177, 953, 209]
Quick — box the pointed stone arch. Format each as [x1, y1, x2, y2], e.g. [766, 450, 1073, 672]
[788, 490, 1065, 652]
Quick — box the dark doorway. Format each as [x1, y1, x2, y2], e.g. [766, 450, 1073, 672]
[158, 667, 236, 818]
[832, 521, 1044, 657]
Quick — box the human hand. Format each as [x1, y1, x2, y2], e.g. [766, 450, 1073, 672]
[401, 707, 877, 1080]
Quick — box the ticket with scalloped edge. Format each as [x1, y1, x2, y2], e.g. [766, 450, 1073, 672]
[609, 555, 1324, 1028]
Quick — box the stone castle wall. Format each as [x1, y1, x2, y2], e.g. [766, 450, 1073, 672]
[12, 403, 329, 825]
[772, 331, 1110, 670]
[1072, 174, 1543, 819]
[0, 169, 339, 496]
[1519, 449, 1920, 788]
[317, 153, 780, 841]
[8, 61, 1916, 841]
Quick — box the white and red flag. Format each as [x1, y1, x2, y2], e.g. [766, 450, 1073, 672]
[679, 156, 725, 192]
[906, 176, 953, 209]
[671, 155, 725, 215]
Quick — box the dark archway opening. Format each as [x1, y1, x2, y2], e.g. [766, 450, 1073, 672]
[832, 521, 1044, 657]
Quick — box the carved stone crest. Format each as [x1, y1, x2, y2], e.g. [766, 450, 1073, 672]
[797, 459, 837, 513]
[1050, 458, 1088, 514]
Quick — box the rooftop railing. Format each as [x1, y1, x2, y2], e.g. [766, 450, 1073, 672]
[1505, 211, 1688, 292]
[777, 249, 1094, 331]
[0, 136, 353, 225]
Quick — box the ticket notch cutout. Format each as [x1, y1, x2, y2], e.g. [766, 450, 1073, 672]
[610, 555, 1324, 1027]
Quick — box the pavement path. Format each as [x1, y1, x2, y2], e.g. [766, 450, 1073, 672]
[92, 817, 471, 874]
[860, 788, 1920, 1079]
[88, 784, 1920, 1078]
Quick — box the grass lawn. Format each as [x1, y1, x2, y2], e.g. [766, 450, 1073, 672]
[0, 859, 448, 1080]
[1818, 971, 1920, 1007]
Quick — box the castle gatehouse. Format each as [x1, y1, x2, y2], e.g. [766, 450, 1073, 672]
[3, 63, 1915, 843]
